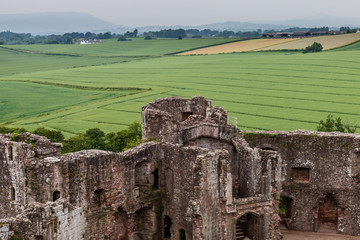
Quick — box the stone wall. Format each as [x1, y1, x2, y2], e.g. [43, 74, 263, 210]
[5, 96, 360, 239]
[244, 130, 360, 235]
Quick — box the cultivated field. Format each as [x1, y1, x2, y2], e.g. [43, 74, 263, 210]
[178, 33, 360, 55]
[259, 32, 360, 50]
[177, 38, 298, 55]
[1, 38, 360, 137]
[2, 38, 237, 56]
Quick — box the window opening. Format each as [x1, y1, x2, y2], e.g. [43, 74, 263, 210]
[53, 191, 60, 201]
[181, 112, 193, 121]
[8, 145, 13, 160]
[152, 168, 159, 190]
[11, 187, 15, 200]
[93, 189, 105, 206]
[164, 215, 172, 238]
[179, 229, 186, 240]
[292, 167, 310, 182]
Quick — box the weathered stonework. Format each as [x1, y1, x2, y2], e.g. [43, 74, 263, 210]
[1, 96, 358, 239]
[244, 130, 360, 236]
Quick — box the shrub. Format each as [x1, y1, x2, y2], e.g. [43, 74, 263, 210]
[33, 127, 64, 142]
[317, 114, 357, 133]
[117, 36, 128, 41]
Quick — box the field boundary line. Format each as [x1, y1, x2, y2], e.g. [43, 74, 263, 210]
[328, 39, 360, 51]
[170, 38, 254, 55]
[0, 79, 150, 92]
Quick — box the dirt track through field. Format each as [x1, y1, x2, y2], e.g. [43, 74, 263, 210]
[177, 38, 298, 55]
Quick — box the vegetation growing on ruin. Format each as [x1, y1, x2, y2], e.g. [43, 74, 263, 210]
[0, 37, 360, 134]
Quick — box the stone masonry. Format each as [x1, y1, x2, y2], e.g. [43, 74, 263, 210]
[0, 96, 359, 239]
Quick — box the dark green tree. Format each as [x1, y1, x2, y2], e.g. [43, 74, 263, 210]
[33, 127, 64, 142]
[117, 35, 128, 41]
[317, 114, 358, 133]
[303, 42, 323, 53]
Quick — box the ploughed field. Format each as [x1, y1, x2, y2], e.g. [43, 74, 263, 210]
[179, 33, 360, 54]
[177, 38, 298, 55]
[0, 37, 359, 137]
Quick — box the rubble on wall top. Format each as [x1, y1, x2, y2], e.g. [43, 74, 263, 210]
[245, 130, 360, 138]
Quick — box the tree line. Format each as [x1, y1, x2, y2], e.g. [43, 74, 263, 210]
[0, 121, 142, 153]
[266, 26, 359, 33]
[0, 31, 121, 45]
[0, 28, 263, 44]
[143, 28, 262, 38]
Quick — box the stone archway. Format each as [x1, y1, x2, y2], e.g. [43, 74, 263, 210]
[318, 194, 338, 233]
[235, 213, 262, 240]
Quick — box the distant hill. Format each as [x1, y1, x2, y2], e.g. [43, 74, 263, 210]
[128, 22, 289, 34]
[1, 12, 359, 35]
[0, 12, 118, 35]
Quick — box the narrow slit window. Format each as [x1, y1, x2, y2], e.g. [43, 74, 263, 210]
[11, 187, 15, 200]
[152, 168, 159, 190]
[8, 145, 13, 160]
[164, 215, 172, 238]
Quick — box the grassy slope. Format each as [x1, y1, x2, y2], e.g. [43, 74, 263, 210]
[2, 38, 238, 56]
[332, 40, 360, 51]
[0, 38, 238, 136]
[2, 46, 359, 135]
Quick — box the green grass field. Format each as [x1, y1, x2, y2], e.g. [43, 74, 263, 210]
[1, 38, 359, 137]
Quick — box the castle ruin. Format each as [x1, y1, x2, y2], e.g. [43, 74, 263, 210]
[0, 96, 359, 239]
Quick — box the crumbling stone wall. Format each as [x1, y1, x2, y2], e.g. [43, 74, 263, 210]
[141, 96, 283, 240]
[9, 96, 360, 239]
[245, 130, 360, 236]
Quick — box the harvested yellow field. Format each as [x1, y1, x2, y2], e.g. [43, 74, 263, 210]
[177, 38, 298, 55]
[258, 33, 360, 50]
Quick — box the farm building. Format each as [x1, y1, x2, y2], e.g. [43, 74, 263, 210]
[1, 96, 360, 239]
[262, 31, 345, 38]
[79, 39, 102, 44]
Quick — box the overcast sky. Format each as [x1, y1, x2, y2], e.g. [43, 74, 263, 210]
[1, 0, 359, 26]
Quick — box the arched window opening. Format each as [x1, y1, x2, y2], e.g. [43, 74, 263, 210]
[164, 215, 172, 238]
[152, 168, 159, 190]
[53, 191, 60, 201]
[93, 189, 105, 206]
[179, 229, 186, 240]
[11, 187, 15, 200]
[236, 213, 262, 240]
